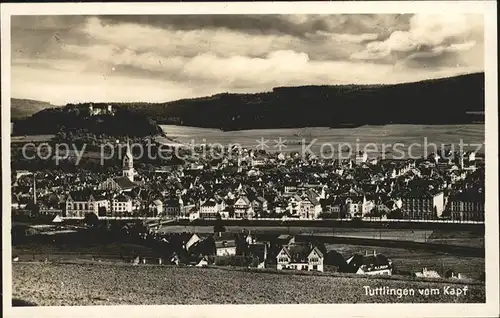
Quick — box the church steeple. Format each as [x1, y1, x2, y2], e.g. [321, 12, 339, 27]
[122, 138, 134, 182]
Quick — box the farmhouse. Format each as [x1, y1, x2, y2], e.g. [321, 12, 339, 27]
[276, 243, 324, 272]
[414, 267, 441, 278]
[346, 251, 393, 276]
[215, 240, 237, 256]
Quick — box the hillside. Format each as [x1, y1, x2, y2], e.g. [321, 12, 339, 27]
[12, 262, 485, 305]
[12, 104, 164, 137]
[10, 98, 59, 120]
[11, 72, 485, 133]
[126, 72, 485, 130]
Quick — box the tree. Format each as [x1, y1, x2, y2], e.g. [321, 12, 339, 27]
[83, 213, 99, 227]
[213, 212, 226, 233]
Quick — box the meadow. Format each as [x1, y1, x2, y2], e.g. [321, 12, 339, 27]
[159, 124, 485, 157]
[12, 262, 485, 305]
[157, 226, 484, 248]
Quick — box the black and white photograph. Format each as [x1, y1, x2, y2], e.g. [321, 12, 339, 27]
[1, 2, 498, 318]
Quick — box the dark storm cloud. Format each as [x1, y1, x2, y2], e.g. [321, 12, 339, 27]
[96, 14, 411, 38]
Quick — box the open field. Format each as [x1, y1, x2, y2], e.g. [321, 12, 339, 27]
[10, 134, 55, 143]
[12, 242, 157, 263]
[12, 262, 484, 305]
[160, 124, 484, 157]
[157, 226, 484, 248]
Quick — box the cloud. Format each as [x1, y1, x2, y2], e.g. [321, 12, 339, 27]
[10, 14, 484, 104]
[351, 14, 483, 68]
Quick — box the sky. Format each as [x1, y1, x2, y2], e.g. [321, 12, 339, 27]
[11, 14, 484, 105]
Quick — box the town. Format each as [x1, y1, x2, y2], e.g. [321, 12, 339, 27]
[12, 138, 485, 223]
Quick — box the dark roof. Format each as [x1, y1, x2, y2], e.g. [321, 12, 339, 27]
[165, 198, 181, 206]
[347, 253, 391, 272]
[201, 199, 217, 207]
[213, 232, 236, 242]
[282, 243, 322, 263]
[67, 190, 93, 201]
[114, 194, 130, 202]
[112, 176, 137, 190]
[215, 240, 236, 249]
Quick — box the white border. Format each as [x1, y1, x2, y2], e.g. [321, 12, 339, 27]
[1, 2, 498, 318]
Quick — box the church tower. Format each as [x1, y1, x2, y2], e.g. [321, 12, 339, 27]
[122, 139, 134, 182]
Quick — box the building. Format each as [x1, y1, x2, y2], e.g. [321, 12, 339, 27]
[276, 243, 324, 272]
[298, 191, 322, 219]
[355, 151, 368, 165]
[400, 191, 444, 220]
[185, 233, 203, 251]
[214, 234, 237, 256]
[149, 199, 164, 216]
[111, 194, 133, 215]
[199, 198, 223, 219]
[448, 191, 485, 221]
[122, 140, 136, 182]
[345, 196, 363, 218]
[65, 191, 101, 217]
[165, 197, 183, 217]
[346, 251, 393, 275]
[415, 267, 441, 278]
[251, 197, 268, 216]
[234, 196, 254, 219]
[88, 103, 114, 116]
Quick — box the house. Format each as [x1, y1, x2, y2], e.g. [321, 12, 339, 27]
[149, 199, 164, 216]
[298, 190, 322, 219]
[361, 195, 376, 216]
[345, 196, 363, 218]
[185, 233, 206, 251]
[165, 197, 183, 217]
[199, 198, 222, 219]
[414, 267, 441, 278]
[215, 239, 237, 256]
[322, 196, 344, 218]
[287, 195, 302, 216]
[111, 194, 133, 215]
[346, 251, 393, 275]
[284, 183, 299, 196]
[251, 197, 268, 215]
[276, 243, 324, 272]
[234, 196, 254, 219]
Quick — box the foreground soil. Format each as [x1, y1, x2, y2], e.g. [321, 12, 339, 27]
[12, 262, 485, 305]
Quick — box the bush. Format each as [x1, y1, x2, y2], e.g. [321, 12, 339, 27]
[214, 255, 254, 267]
